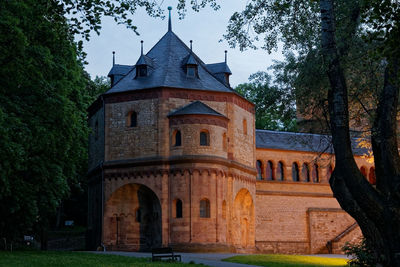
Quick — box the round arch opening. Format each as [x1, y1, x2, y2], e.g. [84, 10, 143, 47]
[103, 183, 162, 251]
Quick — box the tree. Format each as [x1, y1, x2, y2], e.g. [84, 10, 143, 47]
[0, 0, 89, 247]
[224, 0, 400, 265]
[235, 71, 296, 131]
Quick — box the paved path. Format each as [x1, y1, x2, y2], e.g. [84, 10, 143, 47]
[92, 251, 257, 267]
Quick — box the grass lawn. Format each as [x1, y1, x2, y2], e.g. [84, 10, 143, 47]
[0, 251, 202, 267]
[223, 254, 348, 267]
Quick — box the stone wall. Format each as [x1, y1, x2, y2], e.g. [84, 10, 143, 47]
[88, 107, 104, 171]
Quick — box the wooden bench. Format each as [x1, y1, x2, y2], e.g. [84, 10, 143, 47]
[151, 247, 181, 262]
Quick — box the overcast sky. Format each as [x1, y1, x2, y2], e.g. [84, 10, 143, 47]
[83, 1, 284, 87]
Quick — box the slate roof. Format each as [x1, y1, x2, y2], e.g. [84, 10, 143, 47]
[106, 31, 234, 94]
[168, 101, 226, 118]
[135, 54, 154, 67]
[108, 64, 134, 76]
[206, 62, 232, 74]
[255, 129, 370, 156]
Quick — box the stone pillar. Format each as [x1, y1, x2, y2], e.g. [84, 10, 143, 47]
[284, 165, 292, 181]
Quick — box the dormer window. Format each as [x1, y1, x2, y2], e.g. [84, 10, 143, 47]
[187, 65, 197, 77]
[137, 65, 147, 77]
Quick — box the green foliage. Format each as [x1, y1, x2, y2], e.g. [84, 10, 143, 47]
[235, 71, 296, 131]
[223, 254, 347, 267]
[343, 239, 378, 267]
[0, 251, 201, 267]
[0, 0, 90, 241]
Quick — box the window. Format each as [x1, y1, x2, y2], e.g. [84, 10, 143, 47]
[175, 199, 183, 218]
[200, 131, 209, 146]
[200, 199, 210, 218]
[222, 133, 227, 151]
[137, 66, 147, 77]
[302, 163, 310, 182]
[266, 161, 274, 180]
[369, 167, 376, 185]
[243, 119, 247, 135]
[256, 160, 263, 180]
[292, 162, 299, 182]
[187, 66, 196, 77]
[129, 111, 137, 127]
[277, 161, 284, 181]
[312, 164, 319, 183]
[173, 130, 182, 147]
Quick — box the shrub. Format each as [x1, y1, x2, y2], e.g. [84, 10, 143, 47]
[342, 239, 377, 267]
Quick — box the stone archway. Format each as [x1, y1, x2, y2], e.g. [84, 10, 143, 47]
[103, 183, 162, 251]
[231, 188, 255, 249]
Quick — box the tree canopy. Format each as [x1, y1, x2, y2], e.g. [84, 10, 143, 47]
[224, 0, 400, 265]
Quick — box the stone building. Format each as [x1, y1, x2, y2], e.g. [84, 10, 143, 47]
[87, 15, 373, 254]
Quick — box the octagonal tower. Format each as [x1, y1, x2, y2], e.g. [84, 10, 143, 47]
[87, 14, 256, 252]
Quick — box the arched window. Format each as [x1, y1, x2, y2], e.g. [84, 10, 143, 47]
[266, 161, 274, 180]
[369, 167, 376, 185]
[173, 130, 182, 147]
[200, 130, 209, 146]
[256, 160, 263, 180]
[129, 111, 137, 127]
[222, 200, 227, 219]
[360, 166, 367, 178]
[302, 163, 310, 182]
[175, 199, 183, 218]
[243, 119, 247, 135]
[292, 162, 299, 182]
[200, 199, 210, 218]
[222, 133, 227, 151]
[277, 161, 284, 181]
[312, 164, 319, 183]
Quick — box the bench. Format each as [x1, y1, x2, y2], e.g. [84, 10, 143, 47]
[151, 247, 181, 262]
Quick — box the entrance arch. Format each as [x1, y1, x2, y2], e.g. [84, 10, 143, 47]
[103, 183, 162, 251]
[232, 188, 255, 248]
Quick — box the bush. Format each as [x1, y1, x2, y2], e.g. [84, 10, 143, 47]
[342, 239, 377, 267]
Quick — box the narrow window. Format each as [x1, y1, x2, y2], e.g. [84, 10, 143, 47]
[256, 160, 263, 180]
[200, 199, 210, 218]
[174, 130, 182, 147]
[243, 119, 247, 135]
[302, 163, 310, 182]
[266, 161, 274, 180]
[129, 111, 137, 127]
[277, 161, 284, 181]
[175, 199, 183, 218]
[222, 133, 227, 151]
[200, 131, 209, 146]
[312, 164, 319, 183]
[292, 162, 299, 182]
[369, 167, 376, 185]
[137, 66, 147, 77]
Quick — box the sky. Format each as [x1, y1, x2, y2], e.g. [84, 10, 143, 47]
[83, 1, 284, 87]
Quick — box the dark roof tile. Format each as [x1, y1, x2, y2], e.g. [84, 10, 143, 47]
[168, 101, 226, 118]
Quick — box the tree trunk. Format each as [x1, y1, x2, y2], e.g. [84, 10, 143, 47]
[320, 0, 400, 266]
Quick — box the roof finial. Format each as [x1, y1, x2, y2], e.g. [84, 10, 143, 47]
[168, 6, 172, 32]
[140, 40, 144, 55]
[190, 40, 193, 51]
[224, 50, 227, 63]
[112, 51, 115, 66]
